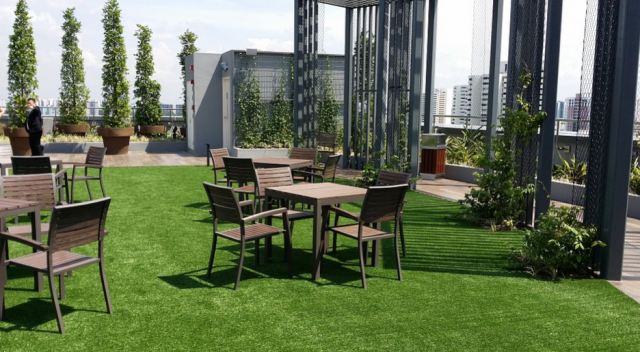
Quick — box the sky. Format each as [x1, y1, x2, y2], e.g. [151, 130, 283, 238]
[0, 0, 586, 105]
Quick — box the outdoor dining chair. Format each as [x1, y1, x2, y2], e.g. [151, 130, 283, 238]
[322, 184, 408, 289]
[11, 156, 69, 204]
[209, 148, 229, 185]
[223, 157, 258, 204]
[331, 170, 411, 256]
[65, 146, 107, 203]
[255, 167, 313, 231]
[289, 147, 317, 182]
[203, 182, 292, 290]
[0, 197, 113, 334]
[293, 154, 340, 184]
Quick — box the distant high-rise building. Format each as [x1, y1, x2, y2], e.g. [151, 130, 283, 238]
[432, 88, 451, 125]
[564, 94, 590, 132]
[451, 61, 508, 126]
[451, 85, 470, 125]
[556, 101, 565, 119]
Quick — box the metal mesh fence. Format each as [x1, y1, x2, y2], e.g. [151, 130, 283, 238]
[469, 0, 493, 118]
[505, 0, 547, 226]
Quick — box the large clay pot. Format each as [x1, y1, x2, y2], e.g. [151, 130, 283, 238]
[3, 127, 31, 156]
[57, 124, 89, 136]
[97, 127, 135, 155]
[139, 125, 165, 137]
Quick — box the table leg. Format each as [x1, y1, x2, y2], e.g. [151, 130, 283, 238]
[31, 209, 43, 292]
[312, 200, 322, 281]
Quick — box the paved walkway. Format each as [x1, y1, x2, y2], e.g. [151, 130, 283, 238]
[416, 178, 640, 304]
[45, 151, 640, 302]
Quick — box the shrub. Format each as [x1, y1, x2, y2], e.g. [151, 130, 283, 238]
[101, 0, 130, 128]
[133, 24, 162, 127]
[59, 8, 90, 126]
[510, 206, 605, 280]
[630, 158, 640, 195]
[446, 126, 484, 168]
[552, 155, 587, 184]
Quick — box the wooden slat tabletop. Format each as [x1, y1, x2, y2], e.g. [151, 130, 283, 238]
[253, 158, 313, 169]
[0, 198, 40, 212]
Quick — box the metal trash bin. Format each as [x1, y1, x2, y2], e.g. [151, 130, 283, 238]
[420, 133, 446, 177]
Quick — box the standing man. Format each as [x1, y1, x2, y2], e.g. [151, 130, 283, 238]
[26, 97, 43, 155]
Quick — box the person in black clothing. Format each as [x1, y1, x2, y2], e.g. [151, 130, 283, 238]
[26, 97, 44, 156]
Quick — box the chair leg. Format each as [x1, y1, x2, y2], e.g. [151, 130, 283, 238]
[0, 252, 6, 321]
[59, 274, 65, 300]
[99, 261, 113, 314]
[358, 241, 367, 289]
[399, 215, 406, 257]
[207, 235, 218, 278]
[254, 239, 260, 266]
[99, 177, 106, 198]
[235, 240, 246, 290]
[395, 236, 403, 282]
[332, 213, 340, 253]
[48, 272, 65, 334]
[85, 180, 93, 200]
[70, 180, 76, 203]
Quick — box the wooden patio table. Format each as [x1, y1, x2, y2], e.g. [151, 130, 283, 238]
[0, 157, 64, 175]
[265, 182, 367, 280]
[0, 198, 43, 291]
[253, 157, 313, 170]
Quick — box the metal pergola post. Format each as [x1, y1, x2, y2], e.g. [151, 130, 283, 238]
[484, 0, 504, 152]
[409, 0, 427, 179]
[599, 0, 640, 280]
[423, 0, 437, 134]
[294, 0, 304, 146]
[342, 7, 353, 168]
[535, 0, 563, 223]
[374, 0, 388, 167]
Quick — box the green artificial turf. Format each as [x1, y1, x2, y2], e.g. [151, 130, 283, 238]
[2, 165, 640, 351]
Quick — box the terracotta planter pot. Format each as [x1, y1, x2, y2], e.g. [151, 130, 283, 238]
[179, 127, 186, 137]
[3, 127, 31, 156]
[57, 124, 89, 136]
[139, 125, 165, 137]
[97, 127, 135, 155]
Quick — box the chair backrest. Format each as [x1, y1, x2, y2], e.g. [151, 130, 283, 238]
[48, 197, 111, 251]
[322, 154, 341, 182]
[203, 182, 243, 224]
[210, 148, 229, 171]
[11, 156, 53, 175]
[85, 146, 107, 166]
[255, 167, 293, 197]
[376, 170, 411, 186]
[0, 173, 58, 210]
[0, 144, 13, 157]
[223, 157, 257, 185]
[360, 184, 409, 224]
[290, 147, 317, 165]
[317, 133, 338, 151]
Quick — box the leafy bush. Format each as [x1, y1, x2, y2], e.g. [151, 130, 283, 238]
[552, 155, 587, 184]
[101, 0, 130, 128]
[133, 25, 162, 127]
[446, 126, 484, 167]
[462, 68, 546, 230]
[59, 8, 90, 126]
[630, 158, 640, 195]
[510, 206, 605, 280]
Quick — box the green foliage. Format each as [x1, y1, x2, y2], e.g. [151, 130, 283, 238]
[445, 126, 484, 168]
[462, 67, 546, 230]
[510, 206, 605, 280]
[317, 58, 340, 135]
[630, 158, 640, 195]
[101, 0, 130, 128]
[552, 154, 587, 184]
[177, 29, 199, 123]
[7, 0, 38, 128]
[59, 7, 90, 126]
[235, 64, 265, 148]
[355, 152, 418, 188]
[263, 68, 294, 148]
[133, 24, 162, 127]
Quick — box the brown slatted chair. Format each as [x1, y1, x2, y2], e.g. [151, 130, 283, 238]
[331, 170, 411, 256]
[0, 197, 112, 334]
[322, 184, 408, 289]
[11, 156, 69, 205]
[223, 157, 257, 203]
[293, 154, 340, 184]
[289, 147, 318, 182]
[255, 167, 313, 230]
[203, 182, 292, 290]
[66, 146, 107, 203]
[209, 148, 229, 185]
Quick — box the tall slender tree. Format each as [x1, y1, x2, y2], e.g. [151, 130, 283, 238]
[59, 7, 90, 126]
[7, 0, 38, 128]
[133, 24, 162, 127]
[177, 30, 199, 123]
[101, 0, 130, 127]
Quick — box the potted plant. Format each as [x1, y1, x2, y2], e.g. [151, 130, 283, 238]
[133, 24, 163, 137]
[97, 0, 133, 155]
[58, 7, 90, 136]
[5, 0, 38, 156]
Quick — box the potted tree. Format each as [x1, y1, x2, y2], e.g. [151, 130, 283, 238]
[5, 0, 38, 155]
[97, 0, 133, 155]
[134, 24, 163, 137]
[58, 7, 90, 136]
[177, 29, 199, 138]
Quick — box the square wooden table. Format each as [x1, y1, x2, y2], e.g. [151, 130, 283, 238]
[0, 157, 64, 175]
[0, 198, 43, 291]
[265, 182, 367, 280]
[253, 158, 313, 170]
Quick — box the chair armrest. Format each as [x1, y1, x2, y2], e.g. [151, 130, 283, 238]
[306, 166, 324, 172]
[292, 170, 319, 177]
[243, 207, 287, 223]
[72, 163, 103, 169]
[54, 169, 67, 179]
[0, 231, 48, 251]
[328, 206, 360, 221]
[238, 199, 255, 214]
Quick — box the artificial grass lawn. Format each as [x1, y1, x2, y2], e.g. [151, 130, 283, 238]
[2, 165, 640, 351]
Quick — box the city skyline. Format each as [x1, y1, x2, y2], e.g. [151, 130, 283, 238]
[0, 0, 586, 105]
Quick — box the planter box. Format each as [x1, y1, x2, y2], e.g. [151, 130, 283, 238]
[35, 141, 187, 154]
[232, 147, 289, 158]
[445, 164, 481, 184]
[630, 194, 640, 219]
[549, 180, 584, 206]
